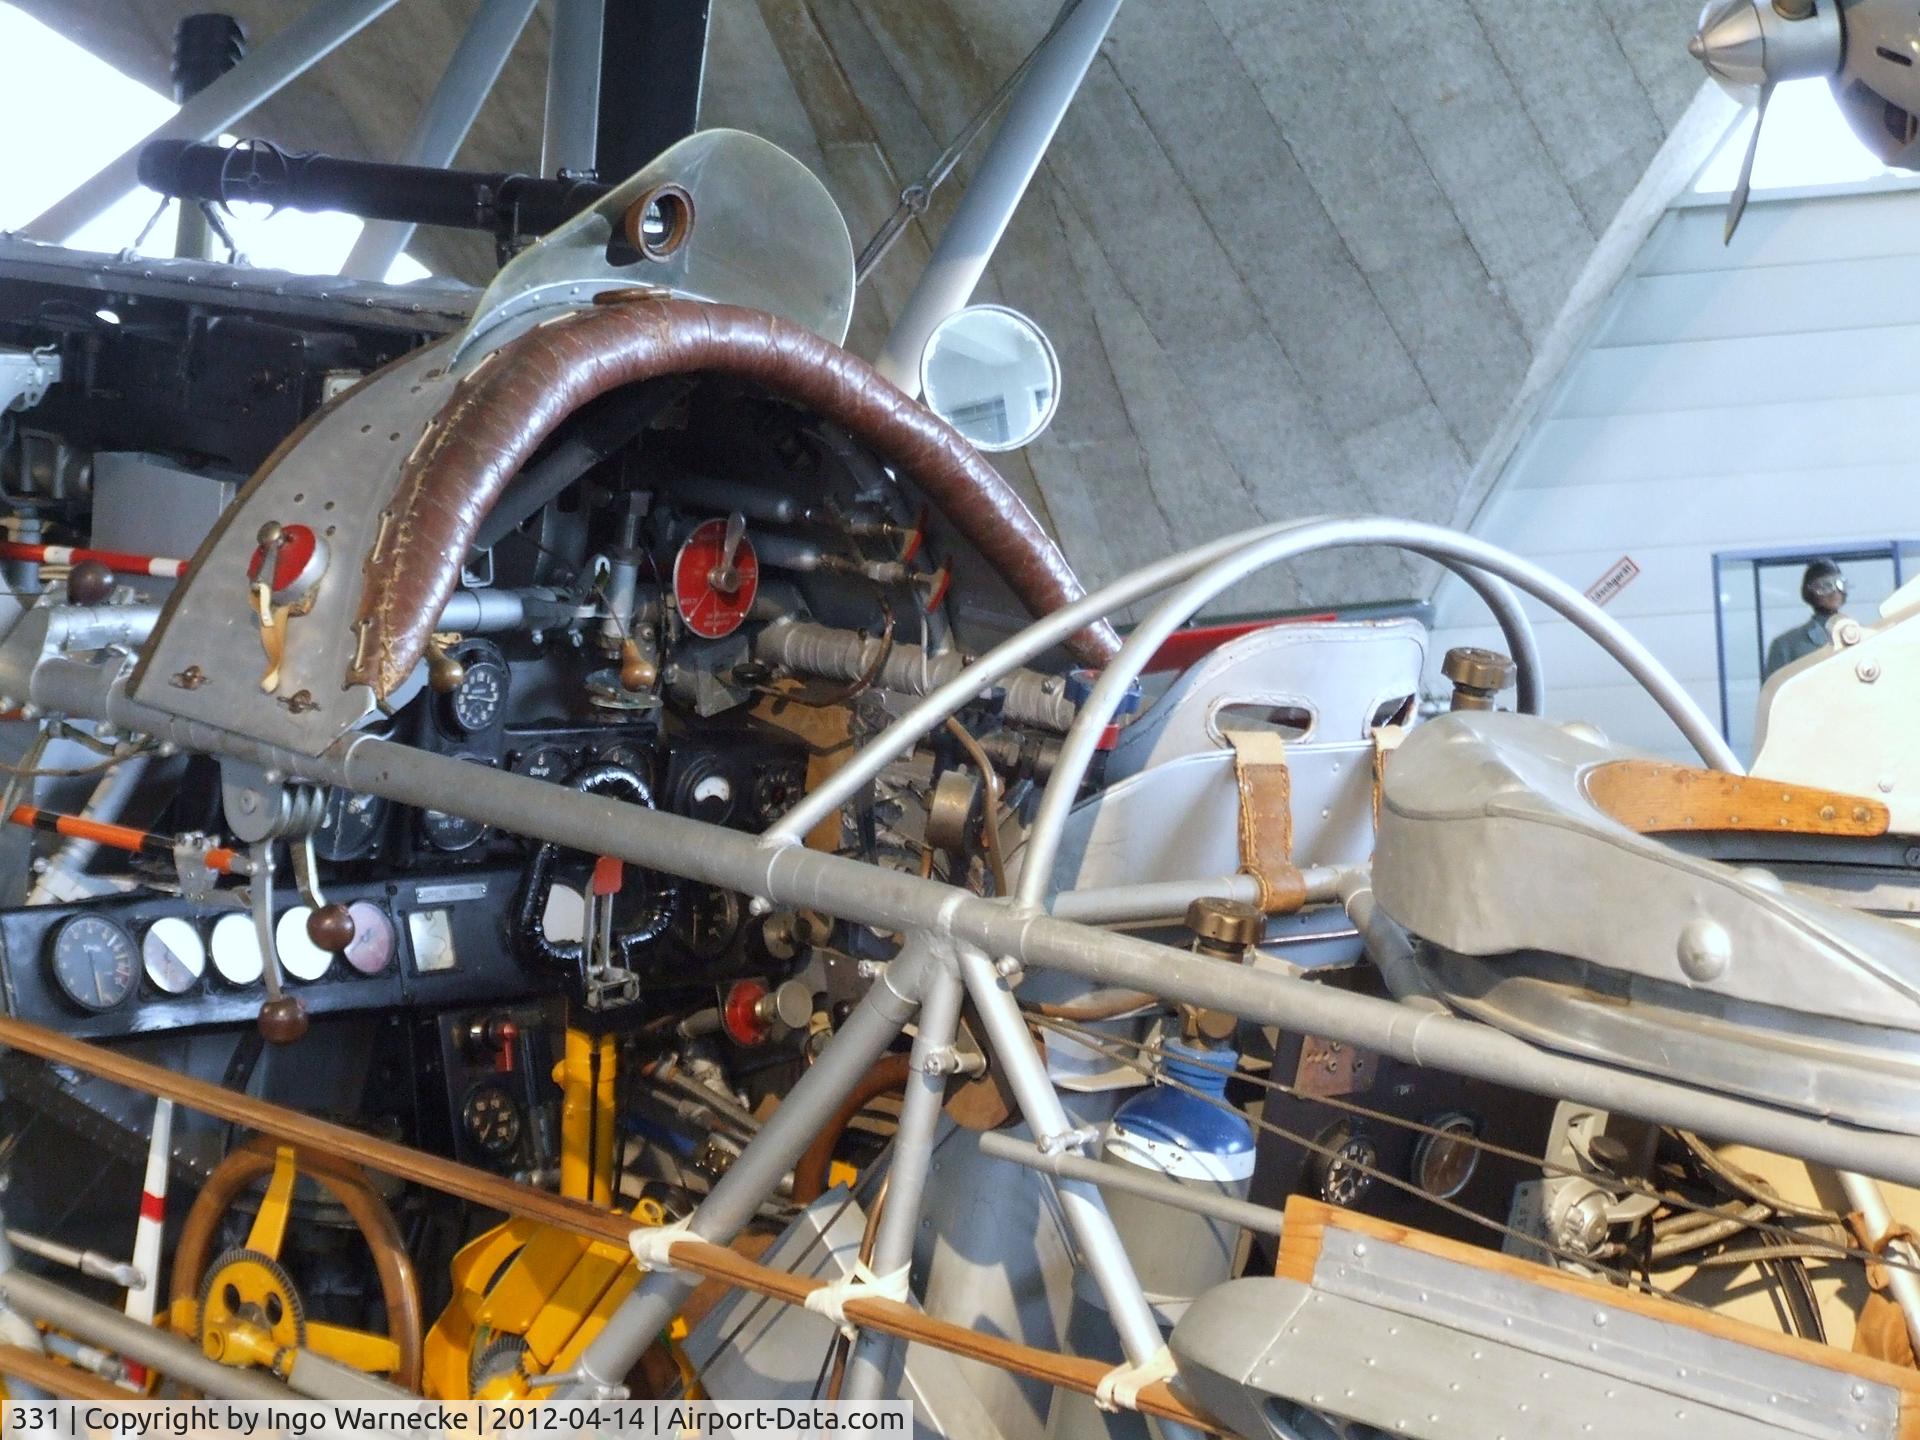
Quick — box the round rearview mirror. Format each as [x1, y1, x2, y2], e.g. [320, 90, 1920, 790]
[919, 304, 1060, 452]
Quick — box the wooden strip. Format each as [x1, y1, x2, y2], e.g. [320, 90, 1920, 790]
[0, 1343, 136, 1400]
[0, 1015, 1221, 1429]
[0, 1014, 634, 1252]
[1584, 759, 1889, 837]
[663, 1241, 1218, 1432]
[1281, 1196, 1920, 1435]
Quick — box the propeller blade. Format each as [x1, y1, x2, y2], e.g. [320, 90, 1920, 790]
[1724, 81, 1773, 244]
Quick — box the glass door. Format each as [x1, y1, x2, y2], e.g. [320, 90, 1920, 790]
[1714, 543, 1909, 761]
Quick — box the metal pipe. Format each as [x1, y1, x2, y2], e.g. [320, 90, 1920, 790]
[3, 1229, 142, 1290]
[1838, 1171, 1920, 1355]
[40, 662, 1920, 1189]
[283, 1347, 417, 1401]
[955, 946, 1176, 1404]
[766, 517, 1560, 847]
[977, 1131, 1287, 1238]
[1434, 557, 1542, 716]
[22, 0, 406, 241]
[341, 0, 540, 280]
[1047, 869, 1349, 924]
[27, 755, 150, 904]
[541, 0, 607, 179]
[0, 1268, 289, 1400]
[1014, 519, 1737, 913]
[874, 0, 1125, 391]
[843, 959, 966, 1400]
[566, 937, 932, 1392]
[755, 618, 1077, 733]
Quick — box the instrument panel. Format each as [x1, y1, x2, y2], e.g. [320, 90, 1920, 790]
[0, 868, 551, 1041]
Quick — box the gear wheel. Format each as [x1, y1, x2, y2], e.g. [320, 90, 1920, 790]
[197, 1247, 307, 1360]
[468, 1333, 531, 1399]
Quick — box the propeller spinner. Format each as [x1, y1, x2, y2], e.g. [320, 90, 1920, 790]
[1689, 0, 1842, 242]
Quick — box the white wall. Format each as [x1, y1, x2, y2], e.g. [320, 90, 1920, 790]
[1429, 182, 1920, 761]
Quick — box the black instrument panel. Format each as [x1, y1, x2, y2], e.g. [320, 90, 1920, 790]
[0, 868, 553, 1040]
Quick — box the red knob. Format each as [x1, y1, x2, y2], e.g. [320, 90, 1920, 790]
[722, 980, 771, 1047]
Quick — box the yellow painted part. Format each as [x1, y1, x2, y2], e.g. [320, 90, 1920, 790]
[559, 1031, 617, 1206]
[827, 1160, 860, 1192]
[168, 1298, 199, 1337]
[201, 1254, 302, 1359]
[592, 1035, 616, 1210]
[541, 1203, 674, 1379]
[307, 1321, 401, 1374]
[244, 1146, 298, 1260]
[522, 1241, 629, 1365]
[473, 1367, 532, 1403]
[475, 1228, 593, 1331]
[421, 1218, 535, 1400]
[544, 1266, 638, 1376]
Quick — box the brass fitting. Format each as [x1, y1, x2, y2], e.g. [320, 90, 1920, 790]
[1441, 646, 1515, 711]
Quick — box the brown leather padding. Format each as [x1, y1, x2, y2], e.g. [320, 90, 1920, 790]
[349, 298, 1120, 698]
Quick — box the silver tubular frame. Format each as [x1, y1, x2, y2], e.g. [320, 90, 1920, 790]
[22, 0, 408, 242]
[1011, 518, 1739, 912]
[872, 0, 1125, 391]
[841, 958, 966, 1400]
[541, 0, 609, 179]
[16, 517, 1902, 1414]
[340, 0, 541, 281]
[767, 518, 1550, 847]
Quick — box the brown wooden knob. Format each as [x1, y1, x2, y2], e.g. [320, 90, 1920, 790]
[66, 559, 114, 606]
[257, 995, 309, 1044]
[619, 639, 657, 692]
[306, 903, 356, 953]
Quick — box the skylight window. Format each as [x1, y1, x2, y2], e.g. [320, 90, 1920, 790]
[0, 3, 428, 282]
[1692, 77, 1903, 194]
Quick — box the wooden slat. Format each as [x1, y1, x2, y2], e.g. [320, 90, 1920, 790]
[0, 1015, 1220, 1428]
[1584, 758, 1891, 836]
[0, 1014, 636, 1252]
[1277, 1196, 1920, 1439]
[0, 1343, 135, 1401]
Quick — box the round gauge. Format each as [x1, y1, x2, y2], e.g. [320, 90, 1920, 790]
[1411, 1112, 1482, 1201]
[421, 755, 493, 852]
[750, 764, 804, 823]
[461, 1083, 524, 1159]
[514, 744, 573, 782]
[596, 741, 652, 774]
[446, 652, 509, 735]
[209, 912, 265, 986]
[314, 786, 388, 862]
[49, 915, 138, 1013]
[1311, 1121, 1379, 1208]
[274, 906, 334, 983]
[672, 518, 760, 639]
[141, 917, 205, 996]
[672, 884, 743, 961]
[421, 806, 489, 853]
[342, 901, 395, 976]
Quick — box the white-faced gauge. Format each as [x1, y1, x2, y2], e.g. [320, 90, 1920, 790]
[209, 912, 265, 986]
[141, 916, 205, 996]
[274, 906, 334, 983]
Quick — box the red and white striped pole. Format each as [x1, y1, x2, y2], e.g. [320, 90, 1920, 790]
[0, 541, 188, 580]
[124, 1096, 173, 1373]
